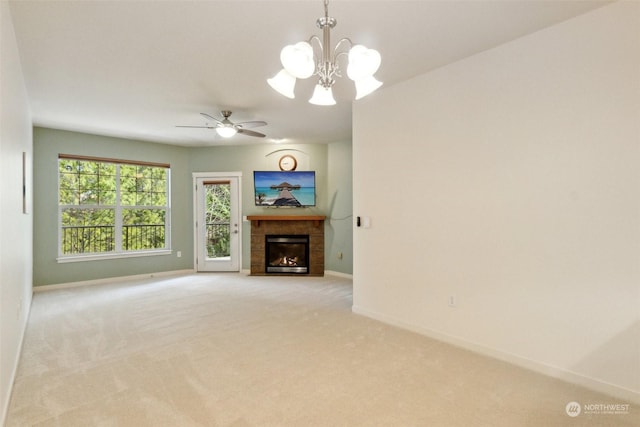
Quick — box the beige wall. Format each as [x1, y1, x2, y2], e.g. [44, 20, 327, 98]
[1, 1, 33, 423]
[353, 1, 639, 402]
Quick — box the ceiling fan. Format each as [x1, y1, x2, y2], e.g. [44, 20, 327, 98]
[177, 110, 267, 138]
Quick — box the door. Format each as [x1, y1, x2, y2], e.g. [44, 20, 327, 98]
[194, 174, 241, 271]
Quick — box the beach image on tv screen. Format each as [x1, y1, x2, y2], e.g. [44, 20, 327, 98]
[254, 171, 315, 207]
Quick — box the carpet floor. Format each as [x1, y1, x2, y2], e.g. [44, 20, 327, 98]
[5, 273, 638, 426]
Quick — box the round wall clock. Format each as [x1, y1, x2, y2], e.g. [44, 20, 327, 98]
[278, 154, 298, 171]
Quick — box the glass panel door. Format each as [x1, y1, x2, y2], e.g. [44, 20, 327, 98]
[195, 175, 240, 271]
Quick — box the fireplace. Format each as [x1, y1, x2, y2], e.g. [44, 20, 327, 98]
[266, 235, 309, 274]
[247, 215, 324, 276]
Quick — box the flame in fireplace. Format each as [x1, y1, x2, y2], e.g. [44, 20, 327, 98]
[270, 256, 299, 266]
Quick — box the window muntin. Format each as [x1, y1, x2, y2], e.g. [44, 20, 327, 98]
[58, 155, 170, 257]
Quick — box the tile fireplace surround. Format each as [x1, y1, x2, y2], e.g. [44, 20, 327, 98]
[247, 215, 325, 276]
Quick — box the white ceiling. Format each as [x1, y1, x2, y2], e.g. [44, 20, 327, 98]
[9, 0, 610, 147]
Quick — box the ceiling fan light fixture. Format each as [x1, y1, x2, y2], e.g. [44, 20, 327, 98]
[309, 84, 336, 105]
[267, 69, 296, 99]
[178, 111, 267, 139]
[268, 0, 382, 105]
[216, 126, 237, 138]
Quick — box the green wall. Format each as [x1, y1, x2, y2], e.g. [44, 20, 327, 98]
[188, 143, 330, 270]
[325, 140, 353, 272]
[33, 127, 352, 286]
[33, 128, 192, 286]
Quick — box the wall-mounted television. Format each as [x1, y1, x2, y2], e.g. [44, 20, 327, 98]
[254, 171, 316, 207]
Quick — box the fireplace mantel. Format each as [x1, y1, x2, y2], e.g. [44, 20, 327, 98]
[247, 215, 326, 227]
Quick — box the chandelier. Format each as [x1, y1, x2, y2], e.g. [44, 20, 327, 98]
[267, 0, 382, 105]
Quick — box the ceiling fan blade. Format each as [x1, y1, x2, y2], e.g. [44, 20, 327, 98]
[200, 113, 222, 124]
[237, 128, 266, 138]
[236, 120, 267, 129]
[176, 125, 216, 129]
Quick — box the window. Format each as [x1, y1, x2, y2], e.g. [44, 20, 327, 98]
[58, 154, 170, 260]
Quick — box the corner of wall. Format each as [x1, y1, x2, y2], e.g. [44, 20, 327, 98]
[1, 1, 34, 423]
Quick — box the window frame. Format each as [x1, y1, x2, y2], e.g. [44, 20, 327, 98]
[56, 154, 172, 263]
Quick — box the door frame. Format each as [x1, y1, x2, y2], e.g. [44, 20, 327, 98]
[192, 172, 242, 271]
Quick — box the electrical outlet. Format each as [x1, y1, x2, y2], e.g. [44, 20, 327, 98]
[337, 251, 343, 260]
[177, 251, 182, 258]
[448, 295, 457, 307]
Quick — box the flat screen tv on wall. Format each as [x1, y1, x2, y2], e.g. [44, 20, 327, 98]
[254, 171, 316, 207]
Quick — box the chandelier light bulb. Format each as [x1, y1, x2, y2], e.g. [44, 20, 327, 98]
[309, 85, 336, 105]
[354, 75, 383, 100]
[280, 42, 315, 79]
[267, 69, 297, 99]
[347, 45, 382, 81]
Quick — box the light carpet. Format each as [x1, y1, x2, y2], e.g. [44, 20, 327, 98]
[6, 273, 638, 426]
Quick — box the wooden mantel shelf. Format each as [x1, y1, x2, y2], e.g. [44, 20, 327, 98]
[247, 215, 326, 227]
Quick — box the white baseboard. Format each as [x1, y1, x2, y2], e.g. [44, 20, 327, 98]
[324, 270, 353, 279]
[33, 269, 196, 292]
[352, 304, 640, 405]
[1, 296, 31, 427]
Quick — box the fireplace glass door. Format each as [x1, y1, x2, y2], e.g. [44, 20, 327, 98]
[266, 235, 309, 274]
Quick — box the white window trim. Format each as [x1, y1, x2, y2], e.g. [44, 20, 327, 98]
[57, 249, 173, 263]
[57, 158, 171, 262]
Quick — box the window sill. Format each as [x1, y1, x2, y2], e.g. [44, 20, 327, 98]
[57, 249, 173, 263]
